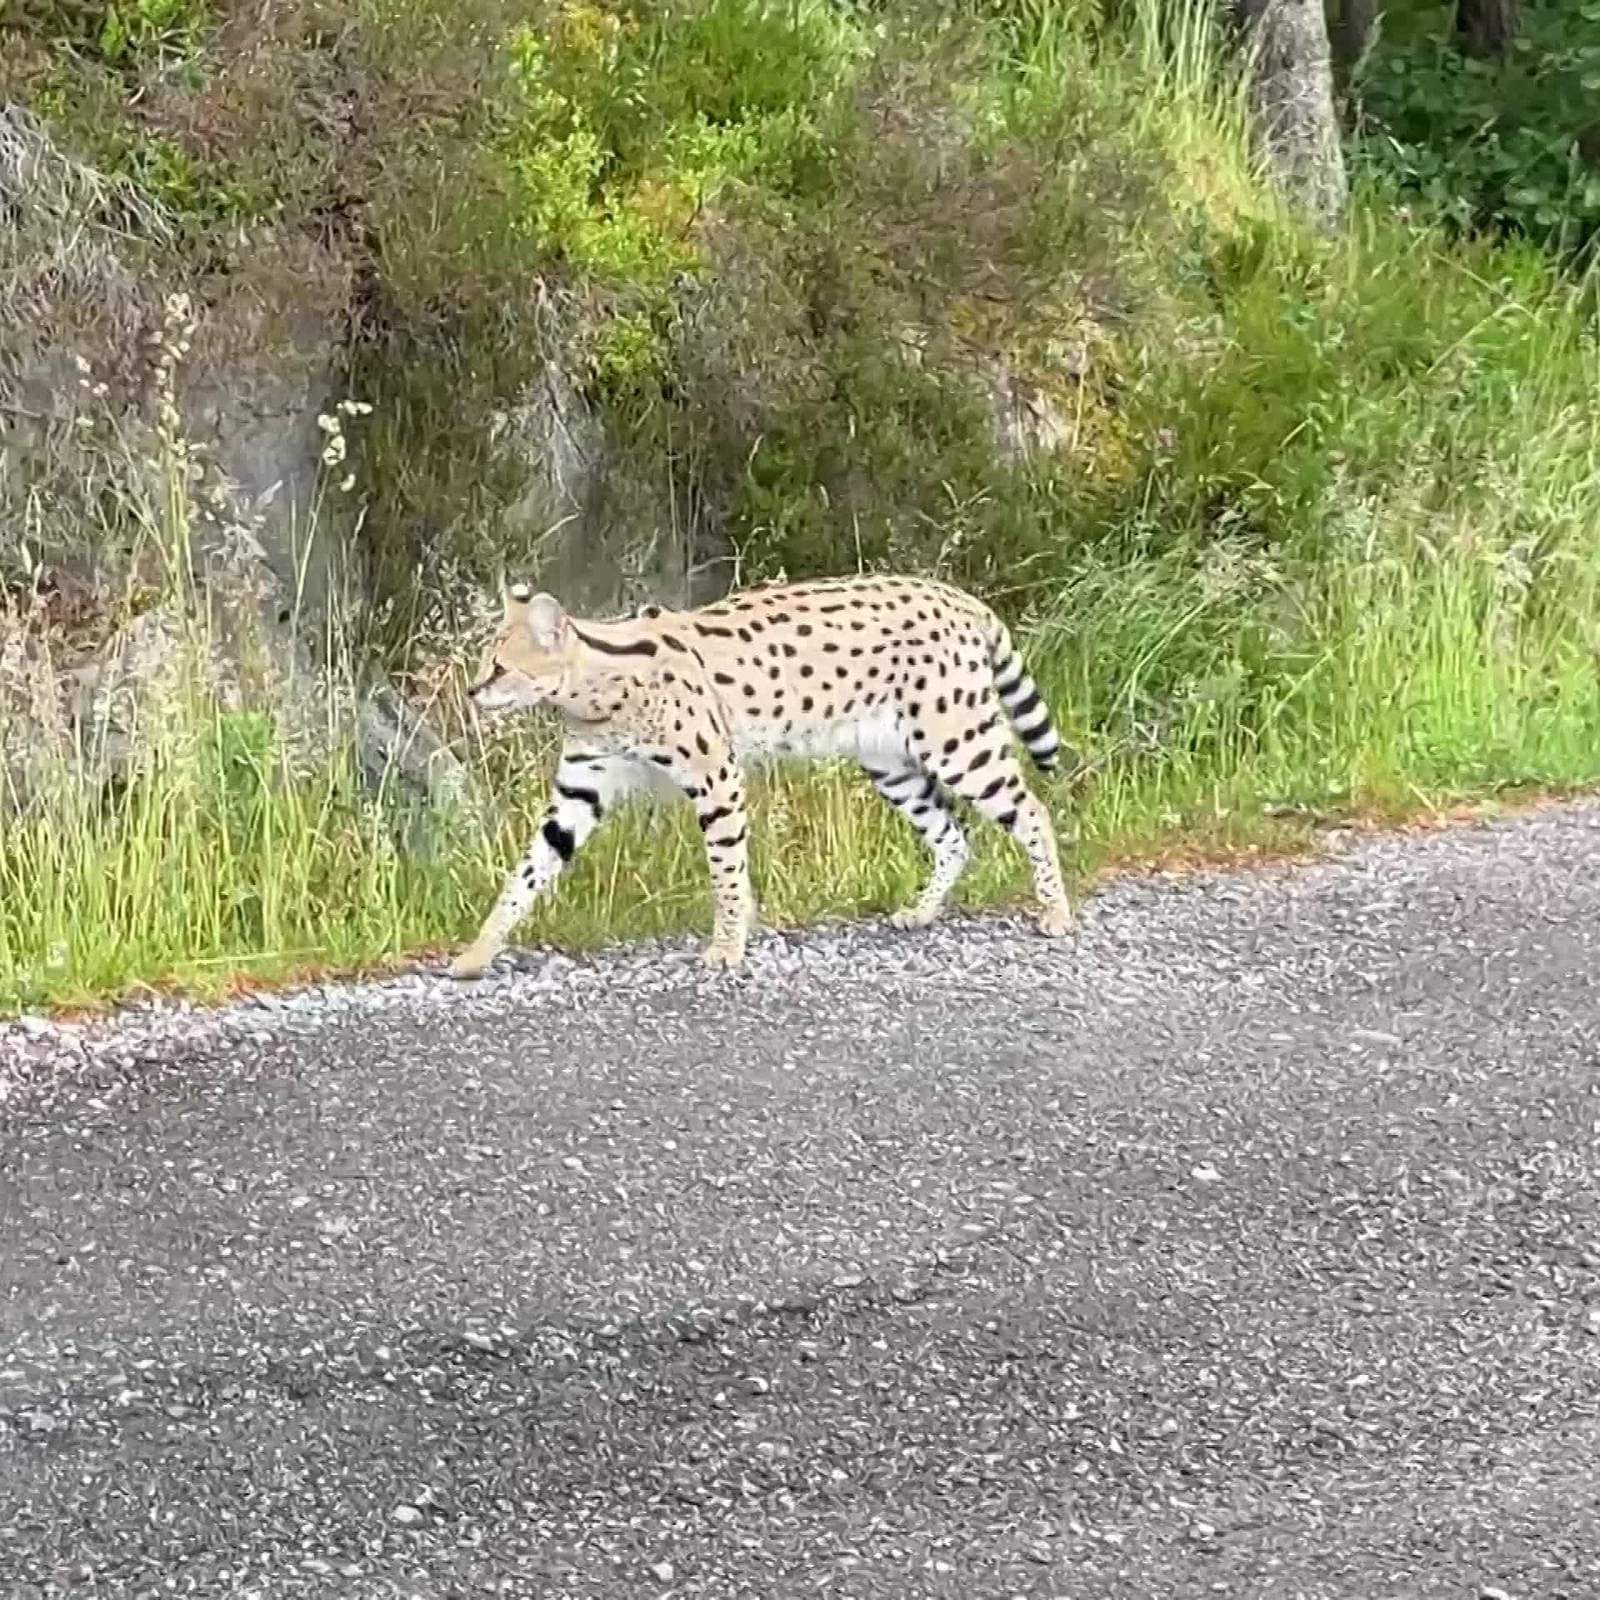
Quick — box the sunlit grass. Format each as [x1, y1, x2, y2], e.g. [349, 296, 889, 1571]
[7, 509, 1599, 1016]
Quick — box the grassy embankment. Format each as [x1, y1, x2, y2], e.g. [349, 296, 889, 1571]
[2, 0, 1597, 1013]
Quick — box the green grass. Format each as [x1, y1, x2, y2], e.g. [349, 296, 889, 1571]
[4, 0, 1600, 1015]
[6, 501, 1599, 1015]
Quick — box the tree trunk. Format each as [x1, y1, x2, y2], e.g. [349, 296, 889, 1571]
[1235, 0, 1348, 224]
[1455, 0, 1520, 56]
[1333, 0, 1379, 75]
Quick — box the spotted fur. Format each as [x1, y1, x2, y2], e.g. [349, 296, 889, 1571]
[450, 573, 1072, 975]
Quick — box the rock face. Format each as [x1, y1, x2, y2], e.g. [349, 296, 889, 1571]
[983, 357, 1074, 466]
[0, 106, 484, 828]
[488, 355, 712, 618]
[173, 236, 354, 630]
[0, 103, 733, 821]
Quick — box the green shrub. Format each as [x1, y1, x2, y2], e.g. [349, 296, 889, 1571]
[1354, 0, 1600, 260]
[6, 0, 213, 65]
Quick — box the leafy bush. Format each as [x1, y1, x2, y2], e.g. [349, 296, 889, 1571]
[1353, 0, 1600, 259]
[5, 0, 213, 65]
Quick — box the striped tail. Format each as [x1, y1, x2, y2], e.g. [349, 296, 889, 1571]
[990, 624, 1062, 774]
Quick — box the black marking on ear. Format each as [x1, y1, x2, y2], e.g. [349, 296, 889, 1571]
[573, 626, 658, 658]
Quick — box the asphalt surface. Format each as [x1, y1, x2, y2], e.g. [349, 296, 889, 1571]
[3, 801, 1600, 1599]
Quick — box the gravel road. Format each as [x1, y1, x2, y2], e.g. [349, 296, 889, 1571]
[4, 801, 1600, 1599]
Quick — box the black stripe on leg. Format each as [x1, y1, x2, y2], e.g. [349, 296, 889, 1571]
[555, 781, 604, 815]
[542, 817, 577, 861]
[698, 804, 735, 833]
